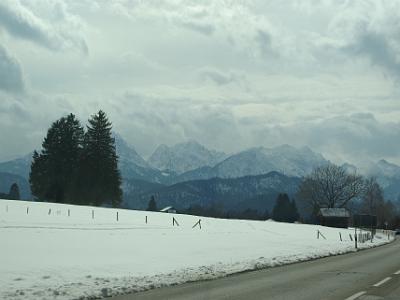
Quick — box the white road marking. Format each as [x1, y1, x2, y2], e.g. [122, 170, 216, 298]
[394, 270, 400, 275]
[373, 277, 392, 287]
[344, 291, 366, 300]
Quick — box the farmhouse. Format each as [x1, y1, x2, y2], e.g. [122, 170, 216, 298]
[318, 208, 350, 228]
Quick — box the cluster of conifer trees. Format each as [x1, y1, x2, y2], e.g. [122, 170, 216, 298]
[29, 110, 122, 207]
[271, 193, 299, 223]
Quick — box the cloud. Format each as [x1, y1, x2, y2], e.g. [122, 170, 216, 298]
[198, 67, 244, 86]
[249, 113, 400, 166]
[0, 0, 399, 167]
[0, 0, 88, 54]
[0, 44, 24, 92]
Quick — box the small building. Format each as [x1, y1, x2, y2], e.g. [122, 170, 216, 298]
[318, 208, 350, 228]
[160, 206, 177, 214]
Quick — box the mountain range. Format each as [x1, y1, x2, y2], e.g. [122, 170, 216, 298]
[1, 134, 399, 208]
[148, 140, 227, 174]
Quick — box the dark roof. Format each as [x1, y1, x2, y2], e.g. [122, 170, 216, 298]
[319, 208, 349, 218]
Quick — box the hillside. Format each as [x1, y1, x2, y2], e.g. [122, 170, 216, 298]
[124, 172, 301, 212]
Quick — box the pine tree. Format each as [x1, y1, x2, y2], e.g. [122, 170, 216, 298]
[29, 114, 84, 203]
[9, 183, 20, 200]
[272, 193, 298, 222]
[289, 199, 300, 223]
[81, 110, 122, 207]
[147, 196, 157, 211]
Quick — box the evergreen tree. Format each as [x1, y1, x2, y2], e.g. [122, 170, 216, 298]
[80, 110, 122, 207]
[9, 183, 20, 200]
[29, 114, 84, 203]
[272, 193, 298, 223]
[289, 199, 300, 223]
[147, 196, 157, 211]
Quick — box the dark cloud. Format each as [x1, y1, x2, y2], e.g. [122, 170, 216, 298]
[344, 31, 400, 77]
[198, 68, 237, 85]
[0, 45, 24, 92]
[0, 0, 88, 54]
[179, 20, 215, 35]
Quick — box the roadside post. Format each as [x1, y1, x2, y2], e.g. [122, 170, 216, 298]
[354, 227, 357, 249]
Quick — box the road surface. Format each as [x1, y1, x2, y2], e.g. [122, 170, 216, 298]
[112, 238, 400, 300]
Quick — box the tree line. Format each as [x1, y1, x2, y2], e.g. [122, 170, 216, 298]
[146, 193, 300, 223]
[29, 111, 122, 207]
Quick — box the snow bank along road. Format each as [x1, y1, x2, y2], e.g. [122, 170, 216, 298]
[113, 238, 400, 300]
[0, 200, 395, 300]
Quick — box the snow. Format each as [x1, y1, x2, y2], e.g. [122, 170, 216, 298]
[0, 199, 394, 300]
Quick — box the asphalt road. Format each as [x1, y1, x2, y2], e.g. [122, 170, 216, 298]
[112, 238, 400, 300]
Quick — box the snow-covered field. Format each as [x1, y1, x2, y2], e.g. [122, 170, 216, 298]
[0, 200, 394, 300]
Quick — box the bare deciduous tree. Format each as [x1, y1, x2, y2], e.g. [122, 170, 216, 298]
[361, 177, 384, 213]
[297, 164, 364, 213]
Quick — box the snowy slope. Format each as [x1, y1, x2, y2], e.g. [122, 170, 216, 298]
[148, 141, 227, 174]
[0, 200, 394, 300]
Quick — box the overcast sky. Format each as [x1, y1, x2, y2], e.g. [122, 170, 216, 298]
[0, 0, 399, 165]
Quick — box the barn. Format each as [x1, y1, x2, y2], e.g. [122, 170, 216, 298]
[318, 208, 350, 228]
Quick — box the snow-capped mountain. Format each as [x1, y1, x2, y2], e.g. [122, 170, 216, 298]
[114, 134, 174, 184]
[148, 140, 227, 174]
[364, 160, 400, 201]
[366, 159, 400, 179]
[341, 159, 400, 202]
[175, 144, 329, 182]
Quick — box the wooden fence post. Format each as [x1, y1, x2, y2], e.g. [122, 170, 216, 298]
[317, 230, 326, 240]
[68, 209, 70, 217]
[92, 210, 94, 219]
[48, 208, 51, 215]
[145, 216, 148, 224]
[26, 207, 29, 215]
[173, 217, 179, 226]
[339, 232, 342, 241]
[192, 219, 202, 229]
